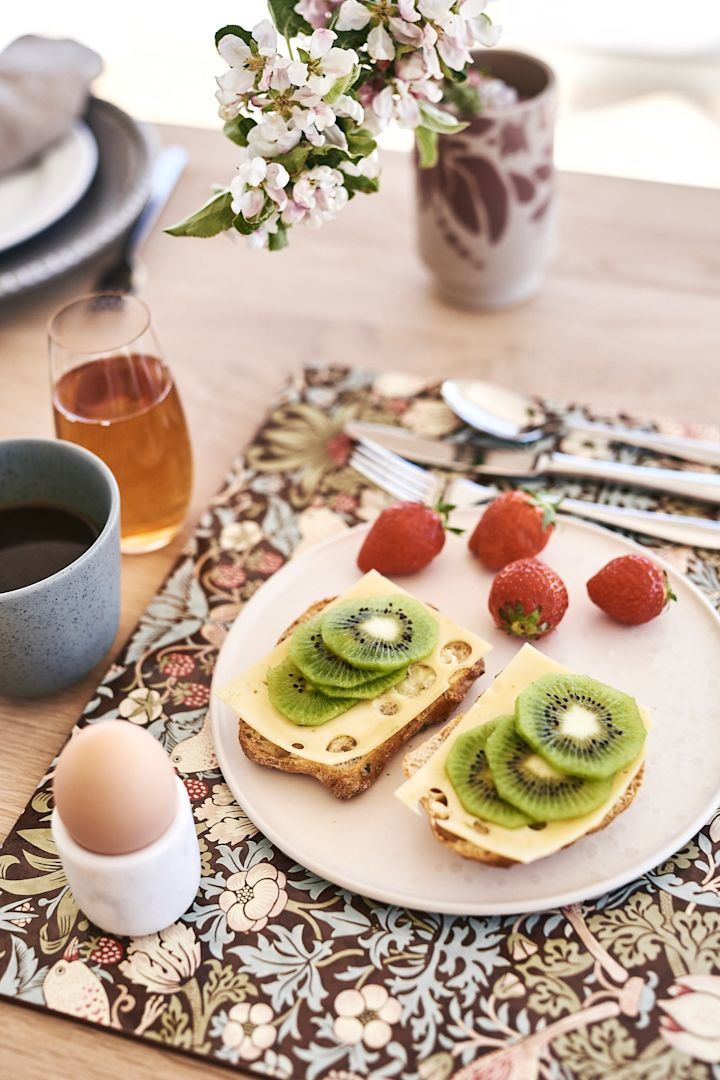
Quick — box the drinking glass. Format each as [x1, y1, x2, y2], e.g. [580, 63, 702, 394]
[49, 294, 193, 554]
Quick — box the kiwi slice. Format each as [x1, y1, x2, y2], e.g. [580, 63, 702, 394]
[486, 715, 613, 821]
[321, 595, 438, 672]
[290, 617, 390, 689]
[515, 673, 646, 781]
[267, 658, 358, 726]
[316, 667, 408, 699]
[446, 718, 536, 828]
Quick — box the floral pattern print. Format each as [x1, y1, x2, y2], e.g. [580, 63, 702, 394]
[1, 366, 720, 1080]
[219, 864, 288, 934]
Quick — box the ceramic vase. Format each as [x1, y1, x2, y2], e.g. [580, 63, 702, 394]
[416, 50, 557, 309]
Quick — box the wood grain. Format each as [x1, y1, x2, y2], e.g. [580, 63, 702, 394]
[0, 121, 718, 1077]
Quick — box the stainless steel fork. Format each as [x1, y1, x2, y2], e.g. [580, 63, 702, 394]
[350, 437, 720, 549]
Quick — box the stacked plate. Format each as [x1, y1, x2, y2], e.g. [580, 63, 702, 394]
[0, 98, 153, 299]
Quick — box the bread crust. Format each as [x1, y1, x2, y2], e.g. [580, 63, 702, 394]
[403, 715, 646, 867]
[237, 597, 486, 800]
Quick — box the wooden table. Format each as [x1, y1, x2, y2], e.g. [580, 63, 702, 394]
[1, 123, 718, 1079]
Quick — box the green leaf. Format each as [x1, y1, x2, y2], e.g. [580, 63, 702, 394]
[309, 146, 351, 168]
[223, 116, 255, 147]
[325, 64, 360, 104]
[268, 226, 289, 251]
[268, 0, 312, 39]
[274, 144, 312, 174]
[215, 24, 253, 50]
[232, 213, 256, 235]
[419, 101, 468, 134]
[415, 126, 439, 168]
[343, 173, 379, 195]
[165, 190, 235, 238]
[345, 126, 377, 159]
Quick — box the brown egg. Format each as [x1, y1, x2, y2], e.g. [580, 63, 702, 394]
[54, 721, 178, 855]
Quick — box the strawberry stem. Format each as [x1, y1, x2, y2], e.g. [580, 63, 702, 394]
[663, 572, 678, 606]
[519, 486, 563, 530]
[434, 501, 465, 535]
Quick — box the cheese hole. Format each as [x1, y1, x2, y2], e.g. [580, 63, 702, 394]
[375, 698, 399, 716]
[428, 789, 449, 819]
[396, 664, 436, 697]
[440, 641, 472, 663]
[472, 820, 490, 835]
[449, 666, 471, 687]
[292, 743, 304, 750]
[326, 735, 357, 753]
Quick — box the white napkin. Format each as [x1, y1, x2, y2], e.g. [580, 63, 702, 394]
[0, 35, 102, 177]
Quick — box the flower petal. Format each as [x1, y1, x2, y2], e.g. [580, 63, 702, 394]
[336, 0, 371, 31]
[379, 997, 403, 1023]
[228, 1002, 251, 1023]
[334, 988, 365, 1018]
[246, 862, 277, 886]
[249, 1002, 274, 1025]
[367, 23, 396, 60]
[362, 984, 388, 1011]
[253, 19, 278, 54]
[364, 1019, 392, 1049]
[222, 1019, 244, 1049]
[333, 1016, 364, 1044]
[244, 880, 280, 920]
[659, 992, 720, 1039]
[310, 28, 337, 58]
[218, 35, 251, 67]
[253, 1023, 277, 1050]
[226, 903, 255, 932]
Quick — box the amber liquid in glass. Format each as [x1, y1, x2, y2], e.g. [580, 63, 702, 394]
[53, 353, 192, 553]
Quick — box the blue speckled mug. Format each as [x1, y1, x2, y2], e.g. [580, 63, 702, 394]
[0, 439, 121, 698]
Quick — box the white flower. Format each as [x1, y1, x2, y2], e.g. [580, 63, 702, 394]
[333, 984, 402, 1048]
[289, 88, 337, 146]
[247, 115, 302, 159]
[219, 863, 288, 933]
[659, 975, 720, 1063]
[288, 29, 358, 97]
[230, 155, 289, 220]
[219, 519, 263, 552]
[222, 1002, 276, 1061]
[119, 924, 200, 994]
[283, 165, 348, 227]
[336, 0, 372, 31]
[215, 21, 279, 110]
[195, 783, 259, 845]
[118, 687, 163, 724]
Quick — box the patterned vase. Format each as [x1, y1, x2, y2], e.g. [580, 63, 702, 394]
[416, 50, 557, 309]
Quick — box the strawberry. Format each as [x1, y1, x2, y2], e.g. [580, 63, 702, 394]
[587, 554, 676, 625]
[357, 502, 460, 575]
[469, 489, 558, 570]
[489, 558, 569, 639]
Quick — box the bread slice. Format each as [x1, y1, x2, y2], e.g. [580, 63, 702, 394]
[402, 715, 645, 867]
[236, 597, 486, 800]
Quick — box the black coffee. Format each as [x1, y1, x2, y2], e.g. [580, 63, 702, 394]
[0, 503, 100, 592]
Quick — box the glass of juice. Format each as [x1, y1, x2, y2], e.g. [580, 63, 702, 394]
[48, 293, 193, 554]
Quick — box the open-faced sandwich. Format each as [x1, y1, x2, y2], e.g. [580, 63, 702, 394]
[395, 644, 650, 866]
[218, 570, 492, 799]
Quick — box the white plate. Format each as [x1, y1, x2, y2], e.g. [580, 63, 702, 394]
[0, 122, 98, 254]
[211, 513, 720, 915]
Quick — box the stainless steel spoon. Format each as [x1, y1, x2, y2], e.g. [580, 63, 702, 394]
[441, 379, 720, 467]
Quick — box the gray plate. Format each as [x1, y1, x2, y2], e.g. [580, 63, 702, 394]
[0, 99, 153, 299]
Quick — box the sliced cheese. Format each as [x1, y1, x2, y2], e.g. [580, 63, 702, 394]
[394, 643, 650, 864]
[219, 570, 493, 765]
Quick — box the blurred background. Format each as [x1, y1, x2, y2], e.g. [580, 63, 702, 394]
[2, 0, 720, 187]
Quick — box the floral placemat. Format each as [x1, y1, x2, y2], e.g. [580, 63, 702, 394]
[2, 366, 720, 1080]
